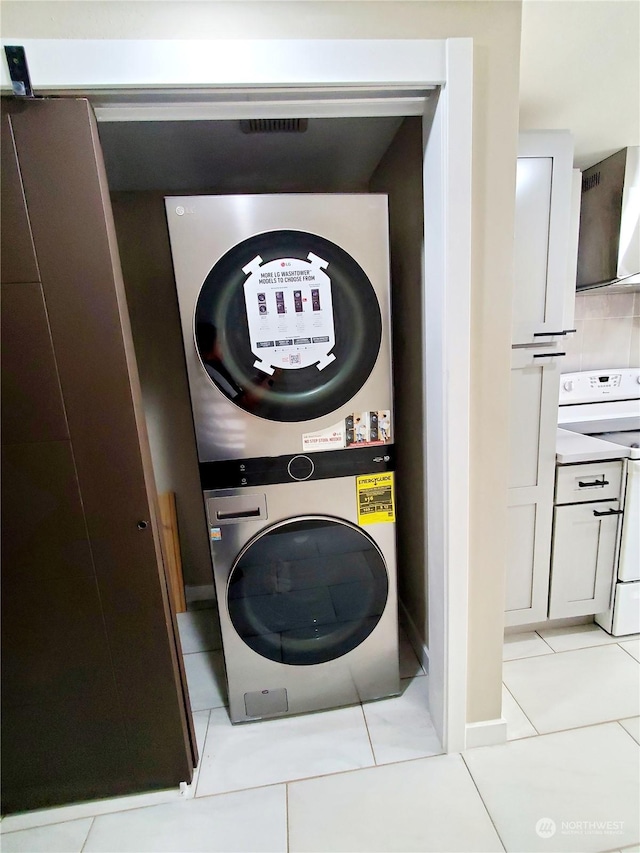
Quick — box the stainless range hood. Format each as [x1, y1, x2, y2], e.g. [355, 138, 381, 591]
[577, 146, 639, 291]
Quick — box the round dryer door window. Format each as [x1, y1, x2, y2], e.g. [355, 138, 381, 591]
[227, 517, 389, 666]
[194, 230, 382, 422]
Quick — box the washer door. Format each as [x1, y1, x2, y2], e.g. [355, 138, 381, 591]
[227, 516, 389, 665]
[194, 230, 382, 422]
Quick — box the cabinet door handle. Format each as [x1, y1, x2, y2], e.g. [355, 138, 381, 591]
[593, 508, 623, 517]
[578, 478, 609, 488]
[533, 352, 566, 358]
[533, 330, 576, 337]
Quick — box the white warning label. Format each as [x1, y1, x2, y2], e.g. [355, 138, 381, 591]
[242, 253, 336, 376]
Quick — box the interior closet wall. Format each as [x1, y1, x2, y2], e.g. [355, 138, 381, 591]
[370, 116, 428, 647]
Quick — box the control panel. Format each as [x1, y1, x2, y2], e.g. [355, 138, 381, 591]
[199, 445, 395, 490]
[559, 369, 640, 405]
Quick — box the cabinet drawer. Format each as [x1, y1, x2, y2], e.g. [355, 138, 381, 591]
[555, 461, 622, 504]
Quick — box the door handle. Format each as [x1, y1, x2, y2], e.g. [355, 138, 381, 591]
[592, 508, 623, 517]
[578, 478, 609, 488]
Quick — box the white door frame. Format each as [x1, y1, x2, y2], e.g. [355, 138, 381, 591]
[1, 37, 472, 752]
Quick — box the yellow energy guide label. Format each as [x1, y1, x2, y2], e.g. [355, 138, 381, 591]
[356, 472, 395, 525]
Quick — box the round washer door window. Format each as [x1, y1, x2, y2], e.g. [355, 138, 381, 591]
[227, 517, 389, 666]
[194, 230, 382, 422]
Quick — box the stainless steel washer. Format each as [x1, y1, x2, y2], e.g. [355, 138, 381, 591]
[204, 463, 399, 723]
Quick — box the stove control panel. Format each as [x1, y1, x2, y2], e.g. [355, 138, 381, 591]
[559, 369, 640, 405]
[588, 373, 621, 389]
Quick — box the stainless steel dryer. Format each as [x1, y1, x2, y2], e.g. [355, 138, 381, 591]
[204, 450, 400, 723]
[165, 194, 393, 462]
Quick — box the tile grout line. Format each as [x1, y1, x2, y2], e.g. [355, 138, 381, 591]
[192, 708, 212, 799]
[285, 782, 290, 853]
[518, 717, 640, 741]
[503, 649, 555, 662]
[459, 754, 507, 853]
[359, 701, 379, 766]
[79, 815, 95, 853]
[615, 719, 640, 746]
[616, 641, 640, 662]
[506, 639, 640, 660]
[502, 681, 540, 736]
[533, 630, 557, 654]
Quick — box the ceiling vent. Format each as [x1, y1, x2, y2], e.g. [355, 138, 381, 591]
[240, 118, 309, 134]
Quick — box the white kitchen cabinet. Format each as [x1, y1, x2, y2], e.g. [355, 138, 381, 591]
[505, 348, 564, 626]
[512, 131, 577, 346]
[549, 460, 623, 618]
[555, 460, 623, 505]
[505, 130, 579, 627]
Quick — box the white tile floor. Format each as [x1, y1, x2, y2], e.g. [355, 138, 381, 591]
[1, 613, 638, 852]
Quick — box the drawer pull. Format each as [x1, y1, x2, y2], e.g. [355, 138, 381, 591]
[578, 478, 609, 488]
[593, 508, 623, 517]
[533, 352, 566, 358]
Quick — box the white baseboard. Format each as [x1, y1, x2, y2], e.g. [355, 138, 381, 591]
[398, 599, 429, 674]
[465, 718, 507, 749]
[504, 615, 592, 635]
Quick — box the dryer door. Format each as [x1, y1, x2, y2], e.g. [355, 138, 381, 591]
[227, 516, 389, 665]
[194, 230, 382, 422]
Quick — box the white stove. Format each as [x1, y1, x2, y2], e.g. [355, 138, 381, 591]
[558, 368, 640, 458]
[558, 368, 640, 636]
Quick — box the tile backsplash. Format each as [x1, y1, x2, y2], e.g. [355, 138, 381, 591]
[563, 290, 640, 372]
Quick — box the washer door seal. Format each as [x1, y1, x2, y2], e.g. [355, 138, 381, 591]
[194, 230, 382, 422]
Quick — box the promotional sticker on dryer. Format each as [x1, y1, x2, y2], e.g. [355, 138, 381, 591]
[242, 252, 337, 375]
[302, 410, 392, 452]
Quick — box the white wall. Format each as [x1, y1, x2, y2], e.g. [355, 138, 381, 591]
[1, 0, 523, 726]
[520, 0, 640, 169]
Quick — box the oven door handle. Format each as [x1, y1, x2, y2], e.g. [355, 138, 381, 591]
[593, 508, 623, 517]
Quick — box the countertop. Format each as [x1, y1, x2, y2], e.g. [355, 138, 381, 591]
[556, 428, 631, 464]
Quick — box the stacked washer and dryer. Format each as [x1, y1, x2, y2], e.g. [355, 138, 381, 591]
[165, 194, 400, 723]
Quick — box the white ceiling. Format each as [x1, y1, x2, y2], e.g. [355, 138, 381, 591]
[519, 0, 640, 169]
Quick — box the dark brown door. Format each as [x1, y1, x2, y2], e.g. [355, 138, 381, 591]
[1, 98, 196, 813]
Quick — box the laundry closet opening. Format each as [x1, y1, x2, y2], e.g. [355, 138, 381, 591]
[97, 105, 434, 718]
